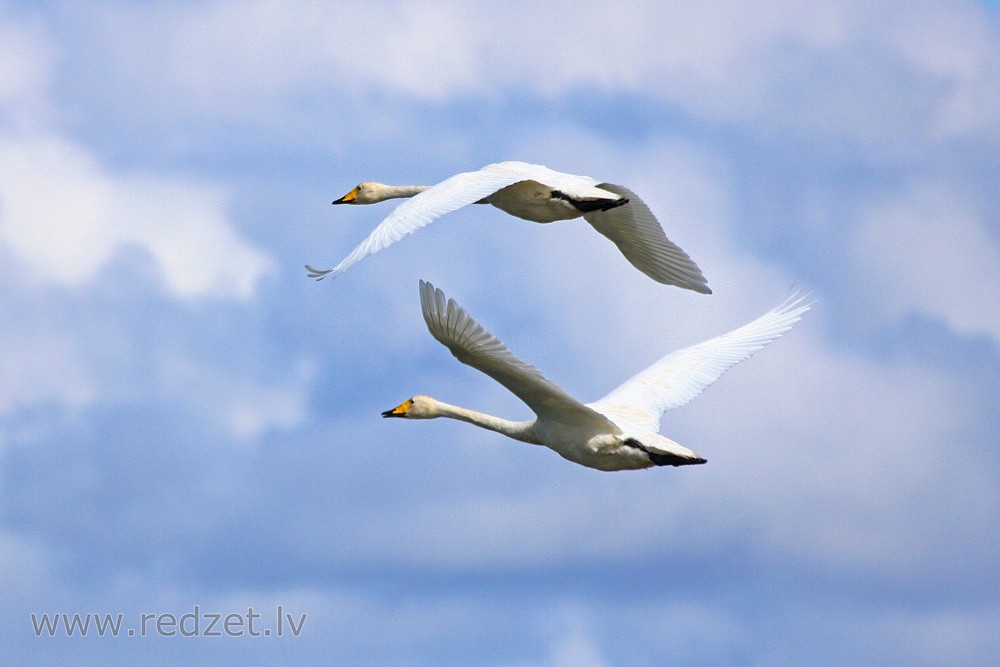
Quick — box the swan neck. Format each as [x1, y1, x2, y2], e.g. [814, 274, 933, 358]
[433, 400, 535, 442]
[381, 185, 431, 200]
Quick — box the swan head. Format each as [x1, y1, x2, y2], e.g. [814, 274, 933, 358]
[333, 181, 386, 205]
[381, 395, 438, 419]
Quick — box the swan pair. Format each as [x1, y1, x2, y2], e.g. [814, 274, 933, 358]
[312, 161, 809, 471]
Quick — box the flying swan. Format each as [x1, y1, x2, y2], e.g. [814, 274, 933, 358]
[383, 280, 810, 471]
[305, 161, 712, 294]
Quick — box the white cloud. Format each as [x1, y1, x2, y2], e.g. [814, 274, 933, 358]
[155, 351, 313, 442]
[69, 0, 998, 152]
[481, 0, 996, 144]
[852, 180, 1000, 343]
[0, 11, 54, 129]
[763, 604, 1000, 665]
[224, 364, 314, 442]
[0, 134, 275, 301]
[226, 384, 308, 441]
[0, 326, 96, 416]
[688, 331, 995, 579]
[0, 6, 282, 428]
[0, 308, 312, 444]
[537, 628, 608, 667]
[883, 0, 1000, 138]
[0, 8, 275, 302]
[86, 0, 482, 116]
[0, 530, 51, 592]
[878, 607, 1000, 666]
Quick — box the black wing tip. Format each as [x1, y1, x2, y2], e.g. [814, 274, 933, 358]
[626, 438, 707, 467]
[648, 452, 707, 467]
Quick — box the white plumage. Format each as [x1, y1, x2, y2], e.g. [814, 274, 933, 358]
[382, 280, 810, 471]
[306, 161, 711, 294]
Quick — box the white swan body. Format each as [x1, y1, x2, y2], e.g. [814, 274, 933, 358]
[306, 161, 711, 294]
[383, 281, 810, 471]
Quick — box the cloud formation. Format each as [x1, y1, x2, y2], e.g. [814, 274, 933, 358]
[0, 135, 275, 301]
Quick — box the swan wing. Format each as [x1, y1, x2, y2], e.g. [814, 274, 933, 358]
[306, 162, 619, 280]
[420, 280, 614, 427]
[589, 291, 811, 432]
[583, 184, 711, 294]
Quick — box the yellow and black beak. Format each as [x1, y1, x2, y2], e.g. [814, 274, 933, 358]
[332, 186, 360, 205]
[381, 399, 412, 418]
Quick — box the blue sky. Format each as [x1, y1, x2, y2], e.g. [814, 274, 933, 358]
[1, 1, 998, 664]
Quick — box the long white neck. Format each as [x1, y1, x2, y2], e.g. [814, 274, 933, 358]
[377, 184, 431, 200]
[431, 399, 537, 443]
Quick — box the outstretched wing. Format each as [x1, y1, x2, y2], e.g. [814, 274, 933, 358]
[584, 184, 711, 294]
[420, 280, 614, 427]
[306, 162, 617, 280]
[589, 291, 811, 432]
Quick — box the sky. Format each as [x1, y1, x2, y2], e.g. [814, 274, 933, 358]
[0, 1, 998, 664]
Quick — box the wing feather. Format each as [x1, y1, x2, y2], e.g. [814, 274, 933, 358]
[584, 184, 711, 294]
[589, 292, 811, 432]
[420, 280, 613, 426]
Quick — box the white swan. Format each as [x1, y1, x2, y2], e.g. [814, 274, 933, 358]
[306, 161, 711, 294]
[383, 280, 810, 471]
